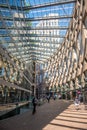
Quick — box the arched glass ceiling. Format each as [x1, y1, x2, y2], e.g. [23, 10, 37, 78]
[0, 0, 76, 65]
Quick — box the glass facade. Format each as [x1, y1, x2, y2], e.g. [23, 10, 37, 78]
[1, 0, 87, 103]
[0, 0, 75, 63]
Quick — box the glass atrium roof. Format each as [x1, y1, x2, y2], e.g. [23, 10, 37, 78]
[0, 0, 76, 65]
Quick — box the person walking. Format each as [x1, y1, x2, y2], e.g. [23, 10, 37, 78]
[47, 95, 50, 103]
[53, 94, 56, 100]
[74, 96, 80, 110]
[32, 96, 37, 114]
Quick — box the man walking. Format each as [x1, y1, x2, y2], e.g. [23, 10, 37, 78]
[32, 96, 37, 114]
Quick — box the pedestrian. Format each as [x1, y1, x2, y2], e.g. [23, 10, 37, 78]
[53, 94, 57, 100]
[47, 95, 50, 103]
[74, 96, 80, 110]
[79, 93, 83, 103]
[32, 96, 37, 114]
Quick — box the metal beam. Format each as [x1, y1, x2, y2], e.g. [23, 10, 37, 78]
[12, 50, 52, 56]
[23, 56, 49, 61]
[0, 34, 65, 38]
[23, 0, 76, 10]
[1, 39, 62, 45]
[0, 26, 68, 30]
[8, 44, 58, 50]
[3, 15, 73, 22]
[20, 53, 48, 59]
[0, 78, 32, 93]
[0, 0, 76, 11]
[8, 50, 56, 56]
[0, 4, 21, 10]
[24, 58, 47, 62]
[17, 53, 51, 58]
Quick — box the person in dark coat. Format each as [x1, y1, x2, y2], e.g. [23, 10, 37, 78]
[32, 96, 37, 114]
[47, 95, 50, 103]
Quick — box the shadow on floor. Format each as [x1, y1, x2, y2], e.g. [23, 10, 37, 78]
[0, 100, 87, 130]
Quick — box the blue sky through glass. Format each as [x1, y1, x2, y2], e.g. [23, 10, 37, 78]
[25, 0, 74, 28]
[0, 0, 75, 63]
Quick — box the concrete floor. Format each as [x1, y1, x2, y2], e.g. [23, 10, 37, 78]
[0, 99, 87, 130]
